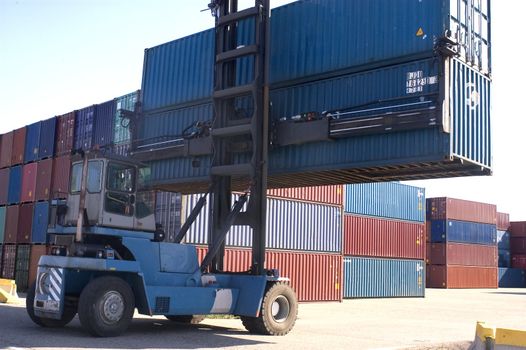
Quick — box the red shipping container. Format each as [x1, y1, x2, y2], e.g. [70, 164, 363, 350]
[28, 244, 49, 288]
[11, 127, 26, 166]
[55, 112, 75, 155]
[0, 131, 13, 168]
[4, 205, 19, 243]
[51, 155, 71, 199]
[496, 212, 510, 231]
[426, 242, 497, 267]
[425, 221, 431, 242]
[510, 237, 526, 254]
[35, 158, 53, 201]
[0, 168, 9, 205]
[343, 214, 425, 259]
[1, 244, 17, 279]
[511, 255, 526, 269]
[18, 203, 34, 243]
[267, 185, 343, 206]
[426, 265, 497, 289]
[196, 247, 342, 302]
[510, 222, 526, 237]
[21, 163, 38, 203]
[426, 197, 496, 225]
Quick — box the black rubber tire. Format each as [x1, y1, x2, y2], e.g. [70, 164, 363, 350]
[26, 282, 77, 328]
[78, 276, 135, 337]
[165, 315, 206, 324]
[241, 282, 298, 336]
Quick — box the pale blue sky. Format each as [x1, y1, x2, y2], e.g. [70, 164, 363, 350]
[1, 1, 524, 219]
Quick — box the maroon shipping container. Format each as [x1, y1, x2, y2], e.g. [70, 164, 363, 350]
[425, 221, 431, 242]
[343, 214, 425, 259]
[0, 131, 13, 168]
[510, 222, 526, 237]
[35, 158, 53, 201]
[267, 185, 343, 206]
[28, 244, 48, 287]
[426, 265, 498, 289]
[1, 244, 17, 279]
[511, 255, 526, 269]
[0, 168, 9, 205]
[196, 247, 342, 302]
[426, 197, 496, 225]
[55, 112, 75, 155]
[426, 242, 497, 267]
[496, 212, 510, 231]
[4, 205, 19, 243]
[510, 237, 526, 254]
[11, 127, 26, 166]
[21, 163, 37, 203]
[51, 155, 71, 199]
[18, 203, 33, 243]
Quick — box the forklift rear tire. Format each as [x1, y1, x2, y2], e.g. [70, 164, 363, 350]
[241, 282, 298, 336]
[165, 315, 206, 324]
[26, 282, 77, 328]
[78, 276, 135, 337]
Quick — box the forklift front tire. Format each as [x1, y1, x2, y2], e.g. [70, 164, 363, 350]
[78, 276, 135, 337]
[26, 282, 77, 328]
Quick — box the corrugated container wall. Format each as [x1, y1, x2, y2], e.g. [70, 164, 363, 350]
[343, 257, 425, 298]
[0, 207, 5, 243]
[35, 159, 53, 201]
[496, 212, 510, 231]
[182, 194, 342, 252]
[267, 185, 343, 206]
[498, 249, 511, 268]
[32, 201, 49, 243]
[51, 156, 71, 199]
[155, 191, 182, 243]
[497, 230, 510, 250]
[74, 106, 95, 151]
[11, 127, 26, 166]
[511, 237, 526, 254]
[93, 100, 116, 149]
[428, 220, 496, 245]
[196, 247, 342, 302]
[426, 197, 497, 225]
[498, 268, 526, 288]
[7, 166, 22, 205]
[0, 131, 13, 168]
[426, 265, 497, 289]
[343, 214, 425, 259]
[21, 163, 37, 203]
[114, 91, 139, 144]
[511, 255, 526, 269]
[24, 122, 41, 163]
[0, 168, 9, 205]
[344, 183, 425, 222]
[426, 243, 497, 267]
[1, 244, 16, 279]
[4, 206, 19, 243]
[38, 117, 56, 159]
[55, 112, 75, 156]
[510, 222, 526, 237]
[18, 203, 33, 243]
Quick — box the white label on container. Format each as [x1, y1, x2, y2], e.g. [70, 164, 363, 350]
[406, 70, 438, 94]
[466, 83, 480, 110]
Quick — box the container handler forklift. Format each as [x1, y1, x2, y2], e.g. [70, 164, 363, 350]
[26, 0, 298, 337]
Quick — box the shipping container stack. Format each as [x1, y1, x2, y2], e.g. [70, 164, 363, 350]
[499, 220, 526, 287]
[426, 198, 498, 289]
[178, 185, 344, 302]
[0, 90, 139, 291]
[341, 182, 426, 298]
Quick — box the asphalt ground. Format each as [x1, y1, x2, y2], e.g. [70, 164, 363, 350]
[0, 288, 524, 350]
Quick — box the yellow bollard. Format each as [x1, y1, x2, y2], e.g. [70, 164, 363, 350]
[0, 278, 20, 304]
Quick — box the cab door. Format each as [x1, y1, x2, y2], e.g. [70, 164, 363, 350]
[101, 161, 135, 229]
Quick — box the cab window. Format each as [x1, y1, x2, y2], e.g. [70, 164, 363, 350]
[105, 162, 136, 216]
[70, 160, 103, 193]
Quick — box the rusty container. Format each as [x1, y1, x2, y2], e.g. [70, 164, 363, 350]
[18, 203, 34, 243]
[21, 163, 38, 203]
[510, 222, 526, 238]
[4, 205, 19, 243]
[55, 112, 75, 156]
[35, 158, 53, 201]
[0, 168, 9, 205]
[267, 185, 343, 206]
[28, 244, 48, 289]
[511, 255, 526, 269]
[426, 242, 497, 267]
[51, 155, 71, 199]
[11, 127, 26, 166]
[426, 265, 498, 288]
[0, 131, 13, 169]
[426, 197, 496, 225]
[496, 212, 510, 231]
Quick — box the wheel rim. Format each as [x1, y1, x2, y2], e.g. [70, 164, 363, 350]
[100, 291, 125, 324]
[270, 295, 290, 323]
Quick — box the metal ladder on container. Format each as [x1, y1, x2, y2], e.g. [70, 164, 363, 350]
[197, 0, 270, 275]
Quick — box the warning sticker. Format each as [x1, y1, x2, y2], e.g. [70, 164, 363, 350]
[416, 27, 424, 36]
[406, 70, 438, 94]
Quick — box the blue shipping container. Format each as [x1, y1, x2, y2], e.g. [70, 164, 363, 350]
[497, 230, 510, 250]
[114, 91, 139, 144]
[141, 0, 490, 111]
[7, 165, 22, 204]
[143, 56, 491, 192]
[38, 117, 56, 159]
[74, 106, 95, 151]
[181, 193, 342, 252]
[429, 220, 497, 245]
[24, 122, 41, 163]
[498, 268, 526, 288]
[498, 249, 511, 268]
[93, 100, 116, 149]
[344, 183, 425, 222]
[31, 201, 49, 243]
[343, 256, 425, 298]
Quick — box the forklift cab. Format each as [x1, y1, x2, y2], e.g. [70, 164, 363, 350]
[64, 157, 156, 232]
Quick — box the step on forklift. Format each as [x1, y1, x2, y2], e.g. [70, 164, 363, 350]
[26, 0, 298, 337]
